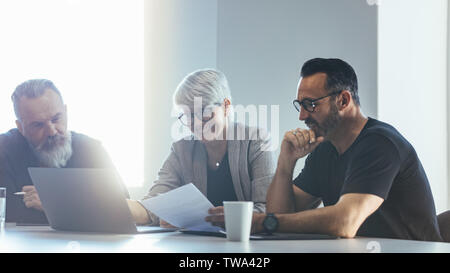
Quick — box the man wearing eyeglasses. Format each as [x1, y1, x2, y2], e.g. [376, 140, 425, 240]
[254, 58, 443, 242]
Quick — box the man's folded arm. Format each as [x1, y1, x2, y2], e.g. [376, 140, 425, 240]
[272, 193, 383, 238]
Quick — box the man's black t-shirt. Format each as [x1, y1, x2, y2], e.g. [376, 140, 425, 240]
[293, 118, 442, 242]
[0, 128, 130, 224]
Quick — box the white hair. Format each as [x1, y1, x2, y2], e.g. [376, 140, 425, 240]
[28, 132, 73, 168]
[12, 79, 63, 120]
[173, 69, 232, 111]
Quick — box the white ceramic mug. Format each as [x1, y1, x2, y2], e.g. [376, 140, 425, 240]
[223, 201, 253, 242]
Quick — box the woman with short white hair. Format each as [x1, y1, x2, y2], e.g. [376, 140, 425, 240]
[127, 69, 275, 229]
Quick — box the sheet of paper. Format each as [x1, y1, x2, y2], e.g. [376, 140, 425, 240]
[140, 183, 222, 232]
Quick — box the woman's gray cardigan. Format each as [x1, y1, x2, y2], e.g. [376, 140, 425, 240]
[142, 123, 276, 225]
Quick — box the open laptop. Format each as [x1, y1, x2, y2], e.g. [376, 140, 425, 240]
[28, 167, 177, 234]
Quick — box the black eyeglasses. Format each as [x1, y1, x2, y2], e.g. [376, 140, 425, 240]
[177, 103, 222, 127]
[293, 90, 342, 113]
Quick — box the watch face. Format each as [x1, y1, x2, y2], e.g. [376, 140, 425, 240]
[264, 215, 278, 231]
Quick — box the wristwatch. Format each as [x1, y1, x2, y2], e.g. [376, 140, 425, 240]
[262, 213, 279, 234]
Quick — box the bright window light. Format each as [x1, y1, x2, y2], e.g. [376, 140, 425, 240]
[0, 0, 144, 187]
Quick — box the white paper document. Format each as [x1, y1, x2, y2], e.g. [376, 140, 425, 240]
[140, 183, 222, 232]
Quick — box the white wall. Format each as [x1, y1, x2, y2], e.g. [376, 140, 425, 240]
[140, 0, 450, 216]
[448, 0, 450, 212]
[378, 0, 448, 213]
[139, 0, 377, 200]
[132, 0, 218, 199]
[216, 0, 377, 176]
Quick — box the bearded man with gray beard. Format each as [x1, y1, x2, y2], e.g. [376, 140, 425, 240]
[0, 79, 129, 224]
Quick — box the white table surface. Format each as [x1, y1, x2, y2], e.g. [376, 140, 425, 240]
[1, 224, 449, 253]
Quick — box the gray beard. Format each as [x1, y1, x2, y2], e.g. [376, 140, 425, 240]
[29, 132, 73, 168]
[320, 103, 341, 140]
[306, 102, 341, 140]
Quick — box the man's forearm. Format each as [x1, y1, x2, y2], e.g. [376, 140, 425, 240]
[266, 158, 297, 213]
[260, 193, 383, 238]
[275, 205, 356, 238]
[253, 203, 356, 237]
